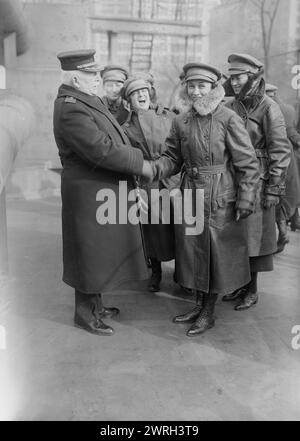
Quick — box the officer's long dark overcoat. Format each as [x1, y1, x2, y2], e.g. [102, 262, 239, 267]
[154, 85, 260, 294]
[53, 84, 148, 294]
[227, 93, 291, 256]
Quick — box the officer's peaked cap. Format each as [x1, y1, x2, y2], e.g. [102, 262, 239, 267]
[57, 49, 101, 72]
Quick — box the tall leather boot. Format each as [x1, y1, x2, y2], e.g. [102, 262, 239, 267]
[186, 292, 218, 336]
[234, 272, 258, 311]
[173, 291, 204, 323]
[74, 290, 114, 335]
[290, 210, 300, 231]
[96, 293, 120, 318]
[276, 219, 289, 253]
[148, 258, 162, 292]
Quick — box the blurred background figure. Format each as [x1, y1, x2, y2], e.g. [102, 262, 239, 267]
[122, 76, 180, 292]
[266, 83, 300, 246]
[223, 53, 290, 310]
[100, 65, 130, 125]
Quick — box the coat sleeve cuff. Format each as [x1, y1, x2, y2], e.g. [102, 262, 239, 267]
[264, 175, 286, 195]
[126, 147, 144, 175]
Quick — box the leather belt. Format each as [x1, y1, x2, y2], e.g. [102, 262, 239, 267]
[185, 164, 228, 211]
[186, 164, 227, 178]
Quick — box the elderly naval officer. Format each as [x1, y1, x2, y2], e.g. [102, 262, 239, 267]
[53, 50, 153, 336]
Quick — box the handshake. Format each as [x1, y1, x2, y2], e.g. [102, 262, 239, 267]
[141, 160, 156, 182]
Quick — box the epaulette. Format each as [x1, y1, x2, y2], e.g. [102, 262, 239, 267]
[64, 96, 76, 103]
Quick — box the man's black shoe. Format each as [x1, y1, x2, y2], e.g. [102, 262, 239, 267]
[74, 316, 114, 335]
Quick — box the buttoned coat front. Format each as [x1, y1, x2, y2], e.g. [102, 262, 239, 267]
[154, 85, 260, 294]
[53, 84, 148, 293]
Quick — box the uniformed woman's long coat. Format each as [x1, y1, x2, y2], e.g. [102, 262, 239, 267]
[53, 84, 148, 294]
[153, 84, 260, 294]
[226, 81, 291, 256]
[122, 105, 180, 261]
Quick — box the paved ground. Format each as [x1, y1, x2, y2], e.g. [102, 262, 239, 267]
[0, 196, 300, 421]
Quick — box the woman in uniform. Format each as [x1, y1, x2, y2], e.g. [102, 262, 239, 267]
[122, 76, 180, 292]
[152, 63, 260, 336]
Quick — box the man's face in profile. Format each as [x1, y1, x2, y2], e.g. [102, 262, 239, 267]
[74, 71, 100, 96]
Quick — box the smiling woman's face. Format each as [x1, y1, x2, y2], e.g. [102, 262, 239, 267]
[130, 88, 150, 110]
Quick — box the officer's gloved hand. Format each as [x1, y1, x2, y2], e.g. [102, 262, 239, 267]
[262, 194, 280, 209]
[235, 208, 252, 221]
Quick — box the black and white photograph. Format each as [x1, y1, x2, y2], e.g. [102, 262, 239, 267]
[0, 0, 300, 424]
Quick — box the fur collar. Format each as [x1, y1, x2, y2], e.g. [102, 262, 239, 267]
[174, 82, 225, 116]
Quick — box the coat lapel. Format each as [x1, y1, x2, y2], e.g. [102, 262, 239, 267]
[57, 85, 128, 144]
